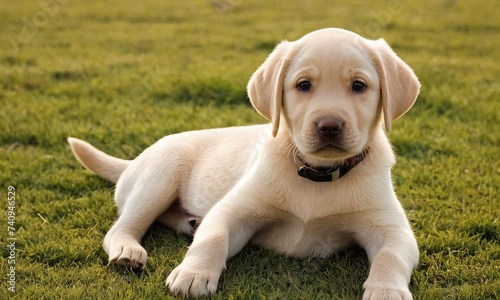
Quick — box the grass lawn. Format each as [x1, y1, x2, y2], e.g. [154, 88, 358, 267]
[1, 0, 499, 299]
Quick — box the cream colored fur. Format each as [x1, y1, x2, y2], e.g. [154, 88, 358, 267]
[68, 28, 420, 299]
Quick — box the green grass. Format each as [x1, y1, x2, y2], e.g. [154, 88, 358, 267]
[1, 0, 499, 299]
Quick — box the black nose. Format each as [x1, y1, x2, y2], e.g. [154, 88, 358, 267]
[317, 117, 344, 137]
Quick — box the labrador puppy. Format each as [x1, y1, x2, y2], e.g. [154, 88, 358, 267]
[68, 28, 420, 299]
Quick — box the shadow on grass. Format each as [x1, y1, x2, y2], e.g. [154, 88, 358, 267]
[219, 246, 369, 299]
[135, 223, 371, 298]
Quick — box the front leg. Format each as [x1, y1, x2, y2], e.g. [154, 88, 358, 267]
[359, 214, 419, 300]
[166, 200, 263, 298]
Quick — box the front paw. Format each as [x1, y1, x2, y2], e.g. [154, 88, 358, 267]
[108, 243, 147, 270]
[166, 264, 220, 298]
[362, 286, 412, 300]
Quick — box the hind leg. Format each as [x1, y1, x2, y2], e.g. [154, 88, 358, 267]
[156, 202, 201, 236]
[103, 170, 179, 269]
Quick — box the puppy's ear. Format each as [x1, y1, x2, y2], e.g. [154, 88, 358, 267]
[247, 41, 293, 137]
[369, 39, 420, 132]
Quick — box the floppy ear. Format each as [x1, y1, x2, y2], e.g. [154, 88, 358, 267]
[247, 41, 293, 137]
[369, 39, 420, 132]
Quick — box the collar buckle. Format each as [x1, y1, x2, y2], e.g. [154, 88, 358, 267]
[296, 150, 367, 183]
[298, 165, 340, 182]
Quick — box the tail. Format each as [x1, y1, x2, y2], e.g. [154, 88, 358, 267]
[68, 137, 131, 184]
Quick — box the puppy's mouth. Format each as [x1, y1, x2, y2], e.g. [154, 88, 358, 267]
[317, 142, 346, 152]
[312, 141, 351, 156]
[303, 141, 362, 165]
[292, 134, 363, 165]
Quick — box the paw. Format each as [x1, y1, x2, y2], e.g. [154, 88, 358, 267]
[166, 264, 220, 298]
[362, 287, 412, 300]
[108, 243, 148, 270]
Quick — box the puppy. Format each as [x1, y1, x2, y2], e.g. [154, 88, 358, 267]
[68, 28, 420, 299]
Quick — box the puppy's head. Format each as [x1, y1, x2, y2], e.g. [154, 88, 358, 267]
[247, 28, 420, 166]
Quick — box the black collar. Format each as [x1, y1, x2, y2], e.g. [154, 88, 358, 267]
[296, 150, 367, 182]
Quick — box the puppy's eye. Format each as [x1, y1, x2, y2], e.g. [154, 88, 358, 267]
[352, 81, 367, 93]
[296, 80, 311, 92]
